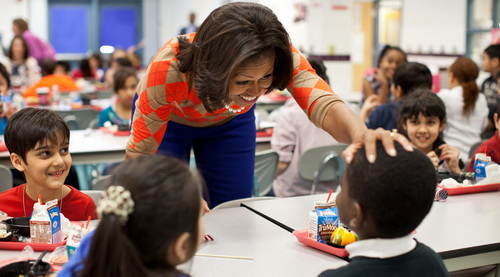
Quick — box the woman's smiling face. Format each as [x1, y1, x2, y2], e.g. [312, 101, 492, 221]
[227, 53, 275, 108]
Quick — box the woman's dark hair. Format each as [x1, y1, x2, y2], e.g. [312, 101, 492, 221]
[176, 2, 293, 113]
[345, 141, 436, 238]
[0, 63, 11, 89]
[448, 56, 479, 117]
[397, 89, 447, 150]
[113, 67, 138, 93]
[376, 45, 407, 67]
[8, 35, 29, 61]
[79, 155, 202, 277]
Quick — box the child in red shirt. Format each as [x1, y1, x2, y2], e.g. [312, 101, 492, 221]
[0, 107, 97, 220]
[468, 103, 500, 171]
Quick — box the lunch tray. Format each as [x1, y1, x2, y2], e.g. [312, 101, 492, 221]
[439, 182, 500, 195]
[0, 239, 67, 251]
[292, 229, 349, 257]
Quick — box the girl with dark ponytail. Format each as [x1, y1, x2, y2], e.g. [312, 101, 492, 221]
[59, 155, 205, 277]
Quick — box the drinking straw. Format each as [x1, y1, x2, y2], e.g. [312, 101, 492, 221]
[85, 216, 91, 229]
[326, 190, 333, 203]
[38, 194, 42, 205]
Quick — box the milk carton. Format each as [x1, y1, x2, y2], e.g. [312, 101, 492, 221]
[30, 199, 62, 244]
[474, 153, 491, 181]
[308, 201, 339, 244]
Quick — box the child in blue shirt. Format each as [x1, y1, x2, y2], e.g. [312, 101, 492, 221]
[98, 67, 138, 128]
[361, 62, 432, 131]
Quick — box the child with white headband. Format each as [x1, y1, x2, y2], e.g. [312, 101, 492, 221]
[59, 155, 206, 277]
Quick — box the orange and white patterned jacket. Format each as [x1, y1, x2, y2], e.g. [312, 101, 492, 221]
[127, 33, 343, 154]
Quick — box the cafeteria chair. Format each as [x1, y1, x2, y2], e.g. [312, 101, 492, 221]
[212, 196, 275, 210]
[81, 190, 104, 206]
[54, 108, 99, 130]
[468, 139, 487, 160]
[0, 165, 13, 193]
[298, 144, 347, 195]
[254, 149, 279, 196]
[92, 175, 111, 190]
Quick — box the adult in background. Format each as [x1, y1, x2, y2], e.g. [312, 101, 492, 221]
[179, 12, 199, 35]
[12, 18, 56, 64]
[1, 35, 40, 91]
[127, 2, 411, 208]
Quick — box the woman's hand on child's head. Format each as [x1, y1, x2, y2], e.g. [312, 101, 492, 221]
[342, 128, 413, 164]
[438, 144, 462, 173]
[426, 151, 439, 168]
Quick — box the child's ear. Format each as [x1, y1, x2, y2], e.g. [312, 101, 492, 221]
[348, 201, 364, 229]
[439, 119, 446, 132]
[10, 153, 26, 172]
[168, 232, 191, 266]
[492, 57, 500, 68]
[495, 113, 499, 130]
[394, 85, 403, 99]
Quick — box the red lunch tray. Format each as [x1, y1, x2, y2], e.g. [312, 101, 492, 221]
[0, 239, 66, 251]
[439, 182, 500, 196]
[99, 127, 130, 136]
[256, 128, 273, 137]
[292, 228, 349, 257]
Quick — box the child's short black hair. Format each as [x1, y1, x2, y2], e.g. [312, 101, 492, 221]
[56, 61, 71, 74]
[40, 58, 56, 76]
[484, 44, 500, 60]
[345, 141, 436, 238]
[0, 63, 11, 88]
[307, 58, 329, 85]
[112, 67, 138, 93]
[4, 107, 70, 163]
[393, 62, 432, 96]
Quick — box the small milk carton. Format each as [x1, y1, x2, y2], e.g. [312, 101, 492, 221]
[474, 153, 491, 181]
[30, 199, 62, 244]
[66, 225, 86, 258]
[308, 201, 339, 244]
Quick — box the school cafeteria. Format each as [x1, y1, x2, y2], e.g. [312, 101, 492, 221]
[0, 0, 500, 276]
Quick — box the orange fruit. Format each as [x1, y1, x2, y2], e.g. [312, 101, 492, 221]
[340, 231, 357, 246]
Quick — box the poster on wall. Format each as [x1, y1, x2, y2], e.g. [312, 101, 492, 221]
[294, 3, 307, 22]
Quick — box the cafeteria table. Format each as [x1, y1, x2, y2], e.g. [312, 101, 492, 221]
[242, 191, 500, 272]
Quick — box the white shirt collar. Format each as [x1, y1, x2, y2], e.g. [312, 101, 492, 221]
[345, 233, 416, 259]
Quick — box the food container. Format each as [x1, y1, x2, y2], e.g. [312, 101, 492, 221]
[2, 217, 30, 237]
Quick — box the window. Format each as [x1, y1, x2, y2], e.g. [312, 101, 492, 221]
[466, 0, 500, 63]
[48, 0, 142, 56]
